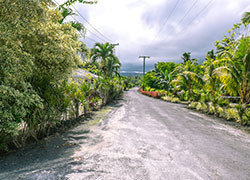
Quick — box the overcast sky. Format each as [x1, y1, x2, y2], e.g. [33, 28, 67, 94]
[58, 0, 250, 66]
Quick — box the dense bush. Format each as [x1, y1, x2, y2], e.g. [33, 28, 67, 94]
[0, 0, 82, 151]
[0, 0, 125, 153]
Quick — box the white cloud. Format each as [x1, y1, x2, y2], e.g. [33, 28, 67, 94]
[59, 0, 250, 65]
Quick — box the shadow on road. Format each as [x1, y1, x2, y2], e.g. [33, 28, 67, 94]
[0, 101, 122, 179]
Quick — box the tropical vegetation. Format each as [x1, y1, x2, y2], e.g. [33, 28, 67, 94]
[0, 0, 125, 153]
[141, 13, 250, 126]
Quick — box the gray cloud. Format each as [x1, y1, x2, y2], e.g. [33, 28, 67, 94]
[68, 0, 250, 67]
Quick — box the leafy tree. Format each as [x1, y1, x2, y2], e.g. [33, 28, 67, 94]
[154, 62, 176, 73]
[143, 71, 159, 89]
[181, 52, 191, 64]
[171, 60, 203, 100]
[105, 56, 121, 79]
[0, 0, 81, 151]
[202, 53, 220, 105]
[215, 36, 250, 104]
[242, 12, 250, 26]
[91, 43, 121, 78]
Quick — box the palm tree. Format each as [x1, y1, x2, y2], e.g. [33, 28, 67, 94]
[77, 43, 89, 61]
[91, 43, 121, 78]
[105, 56, 121, 79]
[215, 37, 250, 104]
[203, 53, 220, 104]
[171, 60, 203, 99]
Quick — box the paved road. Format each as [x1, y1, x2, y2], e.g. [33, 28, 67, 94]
[1, 88, 250, 180]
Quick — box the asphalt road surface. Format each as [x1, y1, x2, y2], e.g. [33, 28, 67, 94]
[0, 88, 250, 180]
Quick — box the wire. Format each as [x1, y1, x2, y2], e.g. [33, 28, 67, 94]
[53, 0, 110, 43]
[164, 0, 214, 42]
[178, 0, 198, 24]
[85, 36, 98, 43]
[187, 0, 214, 26]
[71, 4, 114, 43]
[162, 0, 198, 41]
[153, 0, 181, 41]
[70, 15, 107, 42]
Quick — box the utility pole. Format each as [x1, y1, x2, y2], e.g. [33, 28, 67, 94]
[139, 56, 150, 90]
[111, 43, 119, 53]
[139, 56, 150, 76]
[111, 43, 119, 46]
[111, 43, 119, 57]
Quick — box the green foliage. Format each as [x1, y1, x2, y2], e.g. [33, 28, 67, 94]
[195, 103, 208, 112]
[225, 108, 240, 121]
[208, 103, 216, 114]
[142, 12, 249, 126]
[188, 102, 199, 109]
[61, 0, 97, 7]
[155, 62, 176, 73]
[216, 97, 230, 107]
[123, 76, 142, 90]
[241, 109, 250, 126]
[0, 0, 81, 152]
[214, 20, 249, 104]
[143, 71, 159, 89]
[161, 96, 180, 103]
[216, 106, 225, 118]
[241, 12, 250, 26]
[171, 60, 203, 100]
[181, 52, 191, 64]
[171, 97, 181, 103]
[0, 84, 43, 151]
[91, 43, 121, 78]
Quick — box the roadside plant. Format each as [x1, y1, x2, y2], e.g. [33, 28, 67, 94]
[171, 60, 203, 100]
[188, 102, 199, 109]
[225, 108, 240, 121]
[216, 106, 225, 118]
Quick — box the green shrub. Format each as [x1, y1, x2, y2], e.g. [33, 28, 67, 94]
[194, 102, 208, 113]
[216, 106, 225, 118]
[238, 109, 250, 126]
[161, 96, 172, 102]
[171, 97, 180, 103]
[0, 85, 43, 152]
[208, 103, 216, 114]
[200, 93, 210, 104]
[200, 103, 208, 113]
[0, 0, 82, 152]
[150, 88, 156, 92]
[188, 102, 198, 109]
[161, 96, 180, 103]
[217, 97, 230, 107]
[225, 108, 240, 121]
[196, 103, 202, 111]
[145, 86, 151, 91]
